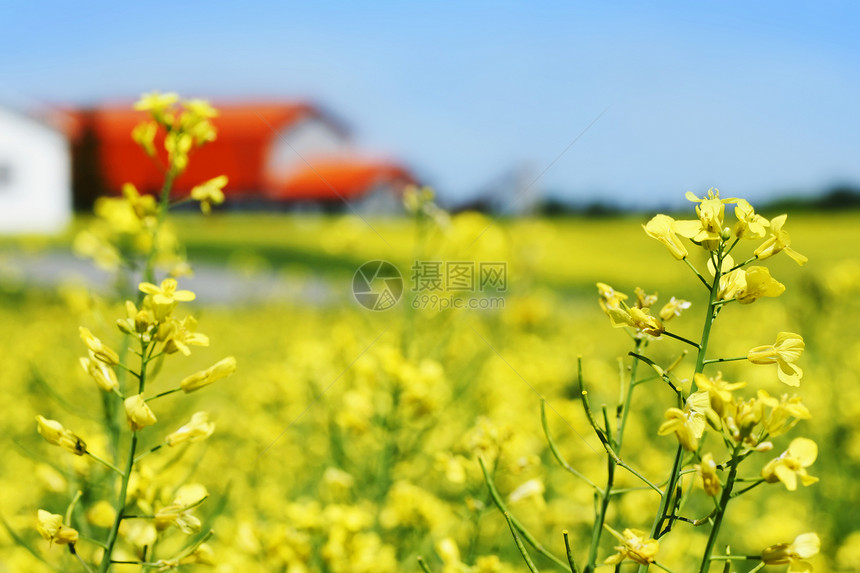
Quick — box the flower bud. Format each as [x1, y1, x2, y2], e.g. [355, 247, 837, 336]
[166, 412, 215, 446]
[180, 356, 237, 393]
[80, 354, 119, 392]
[124, 394, 157, 431]
[37, 510, 79, 545]
[79, 327, 120, 366]
[36, 416, 87, 455]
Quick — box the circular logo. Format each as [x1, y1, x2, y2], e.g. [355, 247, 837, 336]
[352, 260, 403, 311]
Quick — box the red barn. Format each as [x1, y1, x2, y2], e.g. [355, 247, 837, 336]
[67, 102, 415, 210]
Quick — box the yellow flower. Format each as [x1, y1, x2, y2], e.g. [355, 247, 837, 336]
[762, 437, 819, 491]
[116, 300, 157, 338]
[190, 175, 228, 215]
[139, 278, 196, 307]
[180, 356, 237, 393]
[124, 394, 158, 431]
[603, 525, 659, 566]
[658, 391, 711, 451]
[733, 199, 769, 239]
[762, 532, 820, 572]
[183, 98, 218, 119]
[597, 282, 628, 310]
[674, 188, 736, 251]
[723, 395, 764, 443]
[694, 372, 746, 417]
[736, 266, 785, 304]
[754, 214, 808, 265]
[163, 316, 210, 355]
[629, 307, 665, 336]
[135, 91, 179, 114]
[36, 416, 87, 455]
[748, 332, 805, 386]
[80, 353, 119, 392]
[695, 453, 721, 496]
[131, 121, 158, 157]
[643, 214, 688, 260]
[36, 510, 79, 546]
[718, 267, 746, 301]
[164, 131, 193, 171]
[758, 390, 811, 437]
[166, 412, 215, 446]
[634, 287, 658, 309]
[155, 503, 202, 534]
[122, 182, 157, 220]
[659, 296, 691, 321]
[79, 326, 120, 365]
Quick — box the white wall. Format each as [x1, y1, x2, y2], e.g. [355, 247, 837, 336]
[0, 107, 71, 234]
[264, 116, 347, 178]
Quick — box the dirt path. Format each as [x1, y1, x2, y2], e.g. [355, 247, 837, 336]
[0, 250, 337, 305]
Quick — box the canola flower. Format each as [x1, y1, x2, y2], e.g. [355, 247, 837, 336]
[762, 533, 821, 573]
[762, 437, 819, 491]
[25, 92, 236, 572]
[10, 118, 832, 573]
[748, 331, 805, 387]
[487, 188, 819, 573]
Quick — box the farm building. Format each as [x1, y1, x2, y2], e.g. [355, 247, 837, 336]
[67, 102, 415, 212]
[0, 105, 71, 233]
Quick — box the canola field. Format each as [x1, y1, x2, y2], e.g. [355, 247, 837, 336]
[1, 206, 859, 573]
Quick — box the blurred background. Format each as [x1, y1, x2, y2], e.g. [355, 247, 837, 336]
[2, 0, 860, 230]
[1, 2, 859, 572]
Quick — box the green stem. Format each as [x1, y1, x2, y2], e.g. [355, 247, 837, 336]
[727, 256, 757, 273]
[581, 392, 661, 494]
[662, 331, 701, 348]
[649, 250, 724, 548]
[86, 452, 125, 476]
[541, 401, 602, 492]
[731, 479, 765, 498]
[683, 257, 711, 289]
[145, 387, 182, 402]
[651, 561, 679, 573]
[100, 337, 152, 571]
[698, 447, 741, 572]
[563, 530, 582, 573]
[586, 448, 615, 571]
[504, 512, 541, 573]
[133, 443, 165, 463]
[417, 556, 433, 573]
[702, 356, 746, 365]
[69, 544, 96, 573]
[479, 458, 568, 570]
[65, 490, 82, 524]
[140, 169, 177, 290]
[617, 339, 642, 450]
[98, 433, 137, 573]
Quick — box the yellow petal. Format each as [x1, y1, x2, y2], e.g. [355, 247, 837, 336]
[788, 438, 818, 466]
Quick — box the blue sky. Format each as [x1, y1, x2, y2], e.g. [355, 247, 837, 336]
[2, 1, 859, 207]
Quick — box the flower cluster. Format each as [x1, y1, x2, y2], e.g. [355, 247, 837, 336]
[30, 93, 235, 572]
[491, 189, 819, 573]
[35, 278, 235, 567]
[74, 92, 227, 279]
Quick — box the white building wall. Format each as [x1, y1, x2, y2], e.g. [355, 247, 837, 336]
[0, 107, 71, 234]
[265, 116, 347, 177]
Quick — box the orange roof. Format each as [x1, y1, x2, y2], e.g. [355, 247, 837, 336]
[269, 157, 415, 201]
[67, 101, 414, 203]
